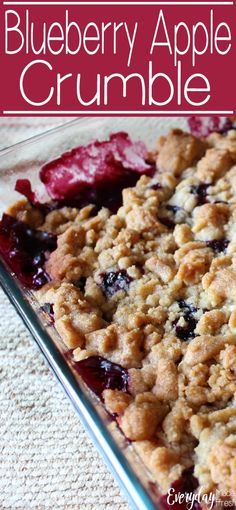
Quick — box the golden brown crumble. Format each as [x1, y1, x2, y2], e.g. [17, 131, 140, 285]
[10, 128, 236, 500]
[155, 128, 206, 176]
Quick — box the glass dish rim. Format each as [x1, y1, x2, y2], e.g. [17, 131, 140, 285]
[0, 118, 81, 155]
[0, 118, 160, 510]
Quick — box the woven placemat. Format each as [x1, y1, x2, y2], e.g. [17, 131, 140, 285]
[0, 118, 130, 510]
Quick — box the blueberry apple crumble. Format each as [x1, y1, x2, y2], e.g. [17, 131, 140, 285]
[1, 120, 236, 506]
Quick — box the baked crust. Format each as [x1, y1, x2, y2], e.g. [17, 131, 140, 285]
[8, 128, 236, 501]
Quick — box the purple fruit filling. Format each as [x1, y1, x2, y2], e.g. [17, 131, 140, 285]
[73, 276, 87, 292]
[15, 133, 153, 214]
[175, 319, 197, 342]
[41, 132, 153, 210]
[206, 239, 229, 253]
[41, 302, 54, 318]
[190, 183, 209, 206]
[158, 205, 182, 229]
[151, 183, 162, 190]
[188, 116, 234, 137]
[100, 270, 133, 297]
[178, 300, 198, 315]
[73, 355, 129, 398]
[0, 214, 57, 289]
[159, 217, 176, 229]
[15, 179, 53, 215]
[174, 301, 198, 342]
[166, 205, 182, 214]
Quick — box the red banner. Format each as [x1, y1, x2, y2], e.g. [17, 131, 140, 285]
[1, 2, 235, 115]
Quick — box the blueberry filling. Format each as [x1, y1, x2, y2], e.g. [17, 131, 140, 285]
[206, 239, 229, 253]
[0, 214, 57, 289]
[16, 175, 143, 215]
[15, 179, 54, 215]
[151, 183, 162, 190]
[166, 205, 182, 214]
[190, 183, 209, 206]
[158, 217, 176, 229]
[40, 132, 153, 203]
[73, 355, 129, 398]
[73, 276, 87, 292]
[15, 179, 111, 216]
[158, 205, 183, 229]
[178, 300, 198, 315]
[100, 270, 133, 297]
[41, 302, 54, 315]
[173, 300, 198, 341]
[41, 302, 54, 320]
[174, 319, 197, 342]
[15, 133, 154, 215]
[188, 116, 234, 137]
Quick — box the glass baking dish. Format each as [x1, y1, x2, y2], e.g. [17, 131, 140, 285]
[0, 117, 188, 510]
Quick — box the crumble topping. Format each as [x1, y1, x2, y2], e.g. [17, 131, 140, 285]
[3, 126, 236, 503]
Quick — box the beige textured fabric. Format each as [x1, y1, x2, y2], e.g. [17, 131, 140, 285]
[0, 118, 130, 510]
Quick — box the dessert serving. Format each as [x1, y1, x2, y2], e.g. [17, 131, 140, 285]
[1, 117, 236, 508]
